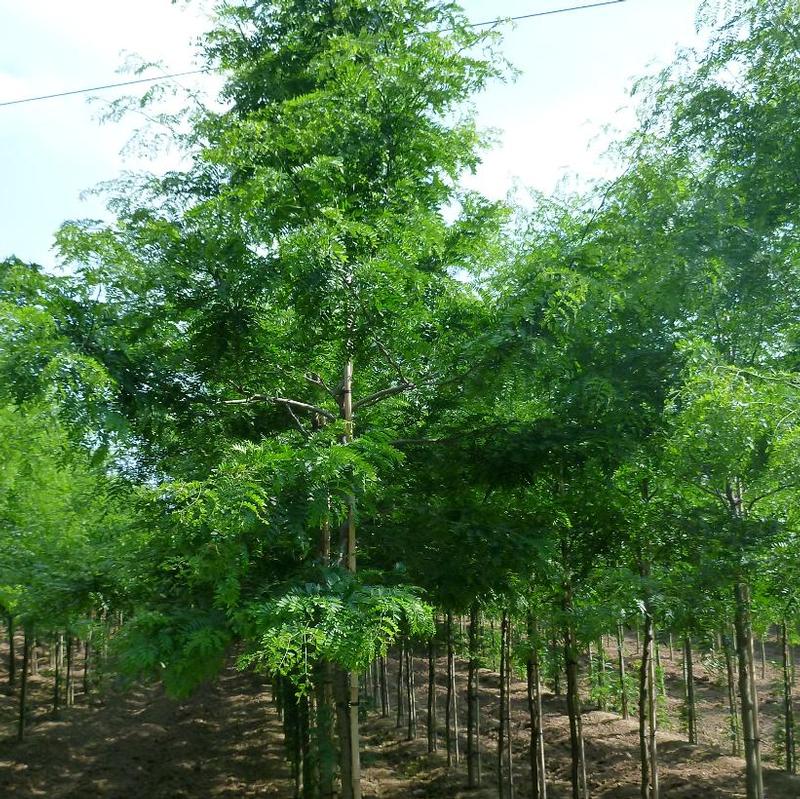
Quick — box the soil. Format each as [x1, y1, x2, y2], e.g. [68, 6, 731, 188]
[1, 634, 800, 798]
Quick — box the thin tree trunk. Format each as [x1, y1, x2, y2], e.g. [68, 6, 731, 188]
[684, 636, 697, 745]
[380, 655, 390, 718]
[370, 658, 379, 711]
[339, 356, 361, 799]
[334, 668, 356, 799]
[527, 611, 547, 799]
[550, 629, 561, 696]
[396, 639, 405, 729]
[7, 614, 15, 688]
[760, 638, 767, 681]
[505, 612, 514, 799]
[498, 609, 514, 799]
[53, 634, 62, 715]
[498, 610, 507, 799]
[446, 612, 454, 768]
[467, 605, 479, 787]
[734, 581, 764, 799]
[782, 620, 796, 775]
[427, 639, 437, 752]
[317, 663, 336, 799]
[723, 628, 741, 757]
[66, 635, 74, 707]
[563, 589, 587, 799]
[446, 611, 460, 767]
[617, 623, 629, 720]
[647, 619, 660, 799]
[406, 643, 417, 740]
[17, 627, 30, 741]
[639, 618, 651, 799]
[83, 634, 91, 697]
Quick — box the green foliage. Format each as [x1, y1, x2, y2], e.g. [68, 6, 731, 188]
[239, 577, 433, 691]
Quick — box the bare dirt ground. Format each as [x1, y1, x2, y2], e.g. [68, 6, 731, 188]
[1, 635, 800, 798]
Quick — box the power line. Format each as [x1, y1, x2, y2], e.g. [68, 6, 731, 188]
[0, 0, 627, 109]
[0, 69, 205, 108]
[467, 0, 627, 27]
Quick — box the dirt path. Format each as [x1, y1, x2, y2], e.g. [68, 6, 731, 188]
[2, 645, 800, 798]
[0, 668, 288, 798]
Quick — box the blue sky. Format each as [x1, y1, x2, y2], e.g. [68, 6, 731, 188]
[0, 0, 701, 269]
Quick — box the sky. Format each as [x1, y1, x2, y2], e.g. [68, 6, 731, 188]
[0, 0, 702, 269]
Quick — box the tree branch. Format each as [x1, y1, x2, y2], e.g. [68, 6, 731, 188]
[746, 483, 800, 513]
[224, 394, 337, 421]
[352, 381, 415, 412]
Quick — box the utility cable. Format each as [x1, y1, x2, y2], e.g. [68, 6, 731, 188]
[0, 0, 627, 108]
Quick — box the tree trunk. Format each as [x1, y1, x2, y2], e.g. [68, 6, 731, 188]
[636, 613, 651, 799]
[760, 638, 766, 681]
[17, 627, 30, 740]
[66, 635, 74, 707]
[406, 642, 417, 740]
[83, 634, 91, 697]
[396, 639, 405, 729]
[446, 612, 454, 768]
[498, 609, 514, 799]
[782, 620, 796, 775]
[550, 629, 561, 696]
[498, 611, 506, 799]
[647, 619, 660, 799]
[467, 604, 480, 786]
[527, 611, 547, 799]
[684, 636, 697, 745]
[445, 611, 460, 767]
[563, 589, 587, 799]
[723, 628, 741, 757]
[53, 634, 62, 715]
[380, 655, 390, 718]
[427, 639, 437, 752]
[733, 581, 764, 799]
[505, 612, 514, 799]
[7, 614, 15, 688]
[317, 663, 336, 799]
[338, 356, 361, 799]
[617, 624, 629, 720]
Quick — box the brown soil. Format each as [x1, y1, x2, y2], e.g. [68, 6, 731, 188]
[1, 636, 800, 798]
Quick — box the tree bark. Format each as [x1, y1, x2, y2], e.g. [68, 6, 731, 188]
[446, 613, 454, 767]
[782, 620, 796, 775]
[639, 618, 649, 799]
[563, 587, 587, 799]
[498, 609, 514, 799]
[723, 628, 741, 757]
[317, 662, 336, 799]
[53, 634, 62, 715]
[427, 639, 437, 752]
[617, 624, 629, 720]
[66, 635, 74, 707]
[339, 357, 361, 799]
[646, 619, 659, 799]
[396, 639, 405, 729]
[17, 627, 29, 740]
[445, 611, 460, 767]
[684, 636, 697, 744]
[734, 581, 764, 799]
[406, 642, 417, 740]
[527, 611, 547, 799]
[467, 605, 480, 786]
[7, 614, 16, 688]
[380, 655, 390, 718]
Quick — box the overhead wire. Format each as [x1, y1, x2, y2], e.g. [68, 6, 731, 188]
[0, 0, 627, 108]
